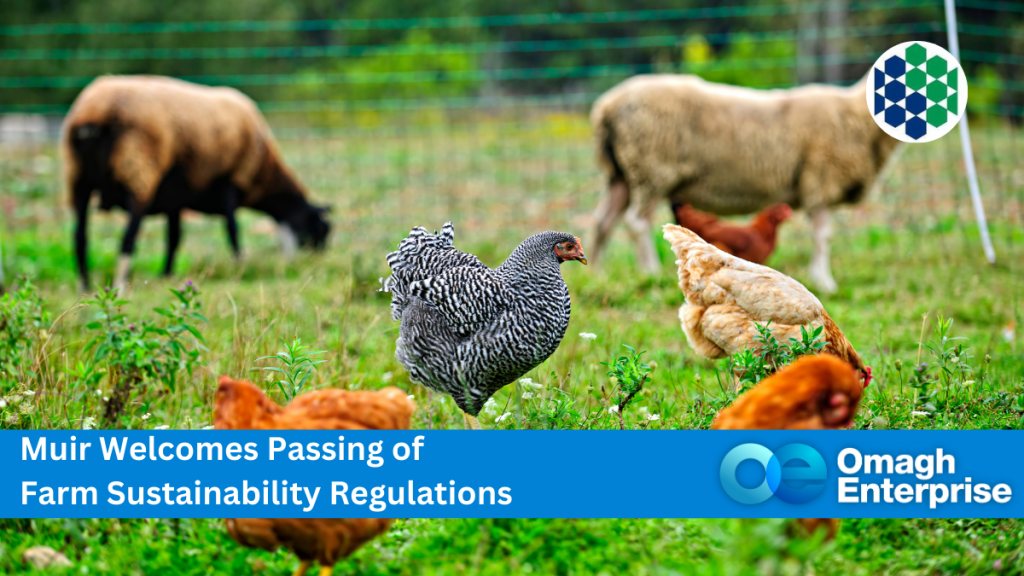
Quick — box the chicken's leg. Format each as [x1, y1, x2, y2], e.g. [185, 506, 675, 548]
[462, 411, 482, 430]
[292, 560, 311, 576]
[318, 567, 333, 576]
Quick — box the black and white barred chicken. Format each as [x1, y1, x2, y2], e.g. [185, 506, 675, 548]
[380, 222, 587, 429]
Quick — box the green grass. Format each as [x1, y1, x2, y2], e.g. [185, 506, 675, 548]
[1, 117, 1023, 574]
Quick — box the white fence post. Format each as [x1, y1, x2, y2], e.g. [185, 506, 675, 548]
[944, 0, 996, 264]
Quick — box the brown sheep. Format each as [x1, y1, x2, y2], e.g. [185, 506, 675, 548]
[61, 75, 331, 292]
[588, 72, 901, 293]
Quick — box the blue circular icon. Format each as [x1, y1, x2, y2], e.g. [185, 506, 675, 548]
[720, 443, 826, 505]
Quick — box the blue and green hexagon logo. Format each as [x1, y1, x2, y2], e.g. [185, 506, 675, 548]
[868, 41, 968, 143]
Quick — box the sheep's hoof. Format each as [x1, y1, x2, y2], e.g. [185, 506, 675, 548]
[810, 272, 838, 295]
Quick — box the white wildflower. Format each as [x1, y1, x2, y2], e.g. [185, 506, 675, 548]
[407, 394, 415, 401]
[963, 380, 975, 386]
[438, 397, 446, 404]
[23, 390, 35, 396]
[0, 400, 6, 409]
[154, 425, 170, 430]
[646, 413, 661, 421]
[608, 405, 620, 414]
[483, 398, 499, 416]
[82, 417, 96, 430]
[950, 356, 960, 364]
[579, 332, 597, 341]
[521, 392, 534, 400]
[202, 425, 214, 430]
[911, 411, 929, 417]
[496, 412, 513, 423]
[95, 389, 103, 397]
[518, 377, 542, 389]
[382, 372, 393, 382]
[103, 396, 109, 402]
[141, 413, 151, 420]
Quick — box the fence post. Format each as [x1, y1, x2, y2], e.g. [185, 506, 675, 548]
[944, 0, 996, 264]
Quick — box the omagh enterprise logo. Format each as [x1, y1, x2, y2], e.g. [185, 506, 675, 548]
[720, 443, 826, 505]
[868, 41, 967, 143]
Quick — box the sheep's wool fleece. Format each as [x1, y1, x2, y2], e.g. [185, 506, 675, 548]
[62, 75, 288, 206]
[381, 223, 574, 416]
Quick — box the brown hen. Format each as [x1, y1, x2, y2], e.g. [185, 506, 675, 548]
[712, 355, 864, 540]
[672, 203, 792, 265]
[214, 376, 415, 576]
[663, 224, 871, 387]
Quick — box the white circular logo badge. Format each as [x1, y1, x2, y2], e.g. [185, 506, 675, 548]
[867, 41, 968, 143]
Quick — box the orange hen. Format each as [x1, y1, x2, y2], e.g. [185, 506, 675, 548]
[214, 376, 415, 576]
[672, 203, 793, 265]
[712, 355, 863, 540]
[711, 355, 863, 431]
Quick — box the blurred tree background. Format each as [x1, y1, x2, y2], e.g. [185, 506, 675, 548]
[1, 0, 1021, 119]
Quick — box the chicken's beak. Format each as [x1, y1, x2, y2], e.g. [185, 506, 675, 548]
[575, 237, 588, 265]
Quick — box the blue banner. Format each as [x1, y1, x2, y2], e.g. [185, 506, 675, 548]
[4, 430, 1019, 518]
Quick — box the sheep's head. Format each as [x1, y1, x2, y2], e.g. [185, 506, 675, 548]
[285, 204, 331, 250]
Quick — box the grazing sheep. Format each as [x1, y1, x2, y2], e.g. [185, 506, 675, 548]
[588, 72, 901, 293]
[62, 75, 331, 292]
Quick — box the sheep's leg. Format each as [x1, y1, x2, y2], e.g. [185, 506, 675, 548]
[588, 177, 629, 267]
[73, 185, 91, 293]
[623, 202, 661, 275]
[809, 207, 838, 294]
[115, 207, 146, 293]
[223, 186, 241, 258]
[163, 211, 181, 277]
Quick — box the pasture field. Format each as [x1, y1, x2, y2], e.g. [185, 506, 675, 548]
[0, 115, 1022, 575]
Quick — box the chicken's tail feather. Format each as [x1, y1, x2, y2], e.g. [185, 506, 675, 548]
[380, 222, 454, 317]
[662, 224, 708, 254]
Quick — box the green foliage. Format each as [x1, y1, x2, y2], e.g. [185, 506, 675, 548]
[285, 29, 479, 114]
[601, 344, 650, 427]
[84, 284, 206, 426]
[681, 33, 797, 88]
[968, 65, 1004, 116]
[727, 322, 827, 392]
[0, 278, 49, 393]
[257, 338, 326, 401]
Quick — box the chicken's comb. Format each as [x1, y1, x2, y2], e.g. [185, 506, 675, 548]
[863, 366, 873, 389]
[574, 236, 585, 252]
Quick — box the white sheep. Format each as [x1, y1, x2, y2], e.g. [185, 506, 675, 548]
[588, 72, 901, 292]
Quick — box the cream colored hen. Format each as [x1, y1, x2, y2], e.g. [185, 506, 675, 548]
[663, 224, 871, 386]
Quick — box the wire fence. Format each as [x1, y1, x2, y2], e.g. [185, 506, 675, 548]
[0, 0, 1020, 283]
